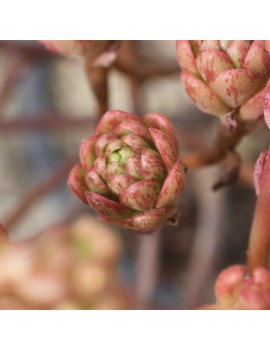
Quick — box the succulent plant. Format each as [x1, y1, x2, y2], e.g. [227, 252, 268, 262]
[201, 265, 270, 310]
[176, 41, 270, 121]
[0, 216, 133, 310]
[68, 110, 186, 232]
[39, 40, 120, 67]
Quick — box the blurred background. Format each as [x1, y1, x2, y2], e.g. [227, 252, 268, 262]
[0, 40, 269, 309]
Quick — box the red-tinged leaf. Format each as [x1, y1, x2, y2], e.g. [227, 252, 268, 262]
[176, 40, 198, 75]
[254, 150, 269, 195]
[244, 40, 270, 75]
[96, 110, 141, 134]
[105, 139, 124, 155]
[107, 174, 137, 196]
[79, 135, 98, 172]
[141, 148, 167, 180]
[125, 155, 143, 179]
[263, 79, 270, 130]
[85, 168, 110, 195]
[181, 71, 231, 117]
[86, 192, 131, 218]
[240, 89, 264, 121]
[215, 265, 245, 306]
[149, 128, 178, 171]
[93, 155, 107, 181]
[119, 179, 161, 211]
[156, 160, 185, 208]
[107, 162, 125, 177]
[226, 40, 251, 68]
[67, 163, 88, 204]
[99, 207, 169, 233]
[95, 134, 117, 157]
[200, 40, 220, 50]
[209, 69, 260, 108]
[113, 120, 152, 141]
[121, 134, 149, 153]
[196, 49, 234, 83]
[142, 113, 178, 148]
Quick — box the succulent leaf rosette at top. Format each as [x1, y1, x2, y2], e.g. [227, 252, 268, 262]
[68, 110, 186, 233]
[176, 40, 270, 121]
[39, 40, 120, 67]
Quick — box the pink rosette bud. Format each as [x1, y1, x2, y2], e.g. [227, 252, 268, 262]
[203, 265, 270, 310]
[176, 41, 270, 120]
[68, 110, 186, 233]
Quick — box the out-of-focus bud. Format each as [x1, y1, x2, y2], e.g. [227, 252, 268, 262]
[39, 40, 121, 68]
[15, 273, 67, 307]
[71, 262, 111, 299]
[0, 215, 134, 310]
[0, 244, 34, 294]
[201, 265, 270, 310]
[214, 265, 246, 307]
[70, 216, 121, 267]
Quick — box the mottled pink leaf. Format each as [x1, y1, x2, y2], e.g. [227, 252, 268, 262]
[67, 163, 88, 204]
[96, 110, 141, 135]
[254, 150, 269, 195]
[86, 192, 131, 218]
[119, 179, 161, 211]
[79, 135, 98, 172]
[149, 128, 178, 171]
[156, 161, 185, 208]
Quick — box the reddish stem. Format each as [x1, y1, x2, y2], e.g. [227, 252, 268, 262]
[247, 152, 270, 274]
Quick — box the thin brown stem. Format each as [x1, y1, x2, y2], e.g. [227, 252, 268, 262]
[182, 117, 247, 170]
[84, 57, 109, 120]
[3, 159, 75, 230]
[135, 229, 161, 309]
[247, 151, 270, 274]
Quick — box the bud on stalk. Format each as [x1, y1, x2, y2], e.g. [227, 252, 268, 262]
[68, 110, 186, 233]
[176, 41, 270, 121]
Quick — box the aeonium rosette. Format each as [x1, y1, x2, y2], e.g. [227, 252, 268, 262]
[68, 110, 186, 233]
[176, 41, 270, 121]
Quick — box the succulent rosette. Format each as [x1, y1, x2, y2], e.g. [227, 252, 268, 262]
[201, 265, 270, 310]
[176, 40, 270, 121]
[39, 40, 120, 67]
[68, 110, 185, 232]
